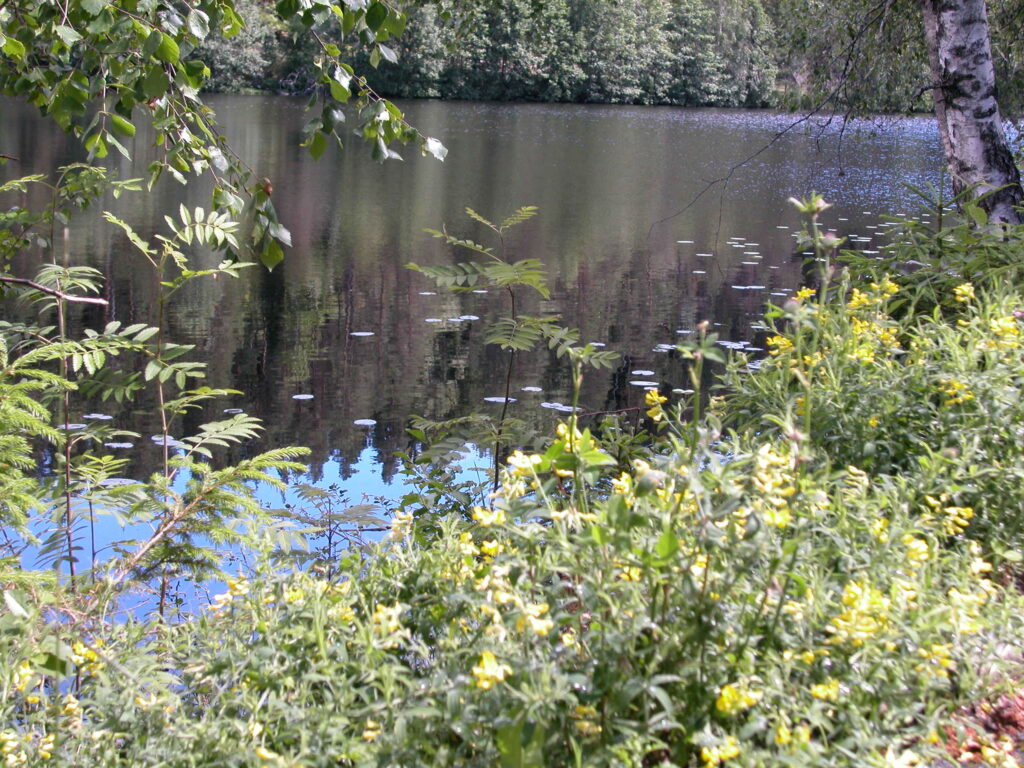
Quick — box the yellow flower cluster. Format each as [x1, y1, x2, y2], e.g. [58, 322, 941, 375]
[752, 444, 796, 527]
[702, 735, 741, 766]
[471, 650, 512, 690]
[361, 720, 382, 742]
[767, 335, 794, 356]
[1, 731, 27, 767]
[371, 602, 404, 648]
[825, 580, 890, 646]
[922, 504, 973, 536]
[809, 677, 840, 701]
[645, 388, 668, 422]
[982, 315, 1022, 351]
[902, 535, 930, 568]
[715, 682, 763, 715]
[915, 643, 955, 679]
[938, 378, 974, 406]
[387, 511, 414, 543]
[953, 282, 975, 302]
[514, 601, 554, 636]
[506, 450, 542, 477]
[569, 704, 602, 736]
[472, 506, 506, 526]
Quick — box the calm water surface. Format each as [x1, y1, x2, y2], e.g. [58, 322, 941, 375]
[2, 96, 945, 501]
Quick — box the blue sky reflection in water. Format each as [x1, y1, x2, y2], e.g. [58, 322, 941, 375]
[2, 96, 948, 581]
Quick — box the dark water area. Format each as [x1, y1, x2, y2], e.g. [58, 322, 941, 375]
[1, 95, 946, 499]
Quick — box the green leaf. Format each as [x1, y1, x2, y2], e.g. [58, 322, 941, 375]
[365, 2, 388, 32]
[110, 114, 135, 138]
[261, 240, 285, 270]
[55, 25, 83, 46]
[656, 529, 679, 560]
[186, 10, 210, 38]
[423, 137, 447, 161]
[308, 131, 328, 159]
[329, 80, 350, 103]
[153, 33, 180, 64]
[142, 68, 170, 99]
[81, 0, 107, 15]
[1, 36, 26, 59]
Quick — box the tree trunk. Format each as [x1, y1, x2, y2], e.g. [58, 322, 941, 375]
[921, 0, 1023, 226]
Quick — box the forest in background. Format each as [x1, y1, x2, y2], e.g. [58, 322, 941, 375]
[200, 0, 1024, 114]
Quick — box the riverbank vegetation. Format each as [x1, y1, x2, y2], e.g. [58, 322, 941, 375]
[200, 0, 1024, 117]
[3, 0, 1024, 765]
[3, 196, 1024, 766]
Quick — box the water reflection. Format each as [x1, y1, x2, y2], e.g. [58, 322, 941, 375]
[1, 96, 945, 487]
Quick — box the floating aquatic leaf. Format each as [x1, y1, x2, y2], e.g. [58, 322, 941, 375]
[631, 369, 655, 376]
[693, 270, 706, 274]
[630, 380, 659, 387]
[61, 423, 87, 430]
[223, 408, 244, 414]
[459, 315, 480, 321]
[424, 318, 443, 323]
[83, 413, 113, 420]
[350, 331, 375, 337]
[353, 419, 377, 426]
[292, 394, 314, 400]
[104, 442, 134, 449]
[521, 386, 542, 392]
[483, 397, 516, 403]
[676, 239, 694, 244]
[100, 477, 137, 487]
[418, 291, 436, 295]
[471, 289, 488, 294]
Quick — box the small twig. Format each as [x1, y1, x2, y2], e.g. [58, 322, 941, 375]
[0, 153, 18, 162]
[0, 275, 108, 305]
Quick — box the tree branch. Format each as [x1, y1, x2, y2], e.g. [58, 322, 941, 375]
[0, 275, 108, 305]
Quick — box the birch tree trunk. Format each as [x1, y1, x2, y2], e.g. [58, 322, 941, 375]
[921, 0, 1022, 226]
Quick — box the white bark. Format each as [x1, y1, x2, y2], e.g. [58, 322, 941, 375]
[921, 0, 1022, 226]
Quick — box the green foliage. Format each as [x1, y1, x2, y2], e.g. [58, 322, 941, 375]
[3, 200, 1024, 766]
[0, 0, 453, 267]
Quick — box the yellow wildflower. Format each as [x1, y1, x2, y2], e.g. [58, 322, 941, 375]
[372, 602, 403, 635]
[796, 287, 816, 300]
[12, 660, 33, 693]
[810, 678, 840, 701]
[645, 388, 668, 421]
[361, 720, 382, 742]
[472, 506, 506, 527]
[871, 517, 889, 543]
[702, 735, 741, 766]
[826, 580, 890, 646]
[387, 511, 414, 543]
[226, 575, 249, 598]
[516, 602, 554, 636]
[507, 450, 542, 477]
[775, 724, 792, 746]
[37, 733, 54, 760]
[915, 643, 955, 679]
[255, 746, 280, 761]
[471, 650, 512, 690]
[881, 747, 920, 767]
[902, 535, 930, 567]
[715, 682, 763, 715]
[767, 335, 793, 356]
[480, 539, 504, 557]
[953, 283, 975, 302]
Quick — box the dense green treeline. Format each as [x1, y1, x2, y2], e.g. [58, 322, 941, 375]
[202, 0, 777, 107]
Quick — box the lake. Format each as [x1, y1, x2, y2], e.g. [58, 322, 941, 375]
[2, 95, 946, 506]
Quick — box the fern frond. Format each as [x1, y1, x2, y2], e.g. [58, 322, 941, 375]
[405, 261, 488, 291]
[499, 205, 538, 231]
[482, 259, 549, 298]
